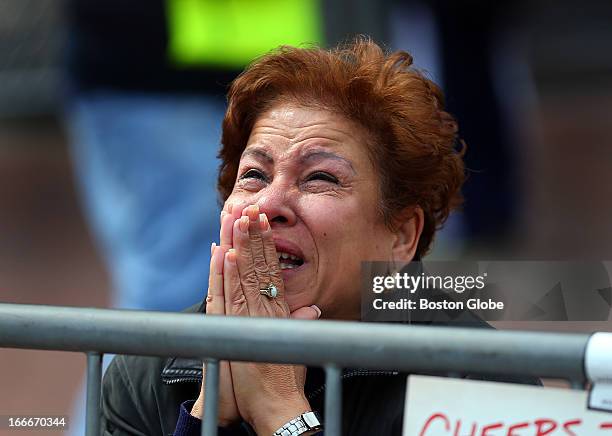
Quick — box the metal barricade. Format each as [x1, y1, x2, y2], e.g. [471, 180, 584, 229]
[0, 303, 596, 436]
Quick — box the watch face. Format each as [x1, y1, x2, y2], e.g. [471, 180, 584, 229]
[303, 411, 321, 428]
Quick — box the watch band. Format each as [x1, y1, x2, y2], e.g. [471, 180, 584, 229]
[272, 411, 322, 436]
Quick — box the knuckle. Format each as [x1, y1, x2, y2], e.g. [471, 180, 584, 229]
[264, 246, 277, 258]
[252, 249, 266, 261]
[268, 262, 281, 275]
[249, 233, 263, 244]
[254, 262, 269, 276]
[242, 271, 259, 288]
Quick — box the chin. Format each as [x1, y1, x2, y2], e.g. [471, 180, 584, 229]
[283, 280, 314, 312]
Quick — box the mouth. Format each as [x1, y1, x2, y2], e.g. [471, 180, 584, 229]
[277, 251, 304, 270]
[274, 239, 306, 272]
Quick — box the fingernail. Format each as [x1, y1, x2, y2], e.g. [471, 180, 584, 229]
[248, 204, 260, 221]
[259, 213, 269, 231]
[227, 248, 236, 263]
[239, 216, 249, 233]
[211, 242, 216, 255]
[310, 305, 322, 318]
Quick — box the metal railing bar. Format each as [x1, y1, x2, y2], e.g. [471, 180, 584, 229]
[324, 365, 342, 436]
[0, 303, 592, 381]
[203, 359, 220, 436]
[85, 352, 102, 436]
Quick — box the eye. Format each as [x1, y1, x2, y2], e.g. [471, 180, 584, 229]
[306, 171, 339, 184]
[239, 168, 268, 181]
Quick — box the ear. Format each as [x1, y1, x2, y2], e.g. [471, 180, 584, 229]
[391, 206, 424, 262]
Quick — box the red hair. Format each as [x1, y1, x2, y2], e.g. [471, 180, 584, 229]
[218, 37, 465, 258]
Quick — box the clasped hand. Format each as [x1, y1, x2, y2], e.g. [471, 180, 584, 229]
[191, 203, 320, 435]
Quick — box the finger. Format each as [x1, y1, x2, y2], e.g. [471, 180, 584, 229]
[230, 202, 248, 221]
[222, 201, 245, 216]
[222, 202, 233, 214]
[220, 210, 235, 248]
[206, 243, 226, 315]
[224, 249, 249, 316]
[242, 205, 271, 292]
[259, 213, 285, 300]
[232, 216, 263, 311]
[290, 305, 322, 320]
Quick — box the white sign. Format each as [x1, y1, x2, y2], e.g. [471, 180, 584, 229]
[586, 332, 612, 412]
[404, 375, 612, 436]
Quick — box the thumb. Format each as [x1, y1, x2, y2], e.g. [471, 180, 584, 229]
[290, 305, 322, 320]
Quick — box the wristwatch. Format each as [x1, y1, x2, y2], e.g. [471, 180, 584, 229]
[272, 411, 323, 436]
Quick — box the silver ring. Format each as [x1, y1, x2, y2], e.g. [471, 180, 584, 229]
[259, 283, 278, 299]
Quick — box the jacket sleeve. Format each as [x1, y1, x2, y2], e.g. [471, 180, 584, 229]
[174, 401, 251, 436]
[101, 355, 158, 436]
[101, 355, 252, 436]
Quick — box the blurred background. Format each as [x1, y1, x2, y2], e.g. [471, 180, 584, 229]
[1, 0, 611, 434]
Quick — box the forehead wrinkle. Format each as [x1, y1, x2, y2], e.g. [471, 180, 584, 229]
[247, 122, 355, 162]
[251, 121, 343, 144]
[253, 105, 364, 141]
[289, 121, 366, 146]
[246, 106, 372, 174]
[253, 102, 373, 148]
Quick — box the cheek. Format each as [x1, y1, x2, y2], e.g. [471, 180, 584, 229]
[299, 196, 361, 242]
[301, 195, 391, 260]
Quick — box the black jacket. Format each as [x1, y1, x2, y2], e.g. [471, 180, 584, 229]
[100, 302, 540, 436]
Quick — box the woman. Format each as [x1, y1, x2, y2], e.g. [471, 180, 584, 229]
[101, 38, 530, 436]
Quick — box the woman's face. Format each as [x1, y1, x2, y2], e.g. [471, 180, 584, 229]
[225, 102, 399, 319]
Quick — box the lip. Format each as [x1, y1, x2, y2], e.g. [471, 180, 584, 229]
[273, 238, 305, 260]
[273, 237, 307, 280]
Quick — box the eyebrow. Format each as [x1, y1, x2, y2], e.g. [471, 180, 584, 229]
[299, 151, 356, 174]
[241, 148, 274, 164]
[241, 148, 356, 174]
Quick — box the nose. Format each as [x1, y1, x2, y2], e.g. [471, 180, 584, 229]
[255, 184, 297, 227]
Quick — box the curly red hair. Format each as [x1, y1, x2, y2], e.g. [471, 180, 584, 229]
[218, 37, 465, 258]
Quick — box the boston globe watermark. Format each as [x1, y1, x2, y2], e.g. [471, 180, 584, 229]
[361, 261, 612, 323]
